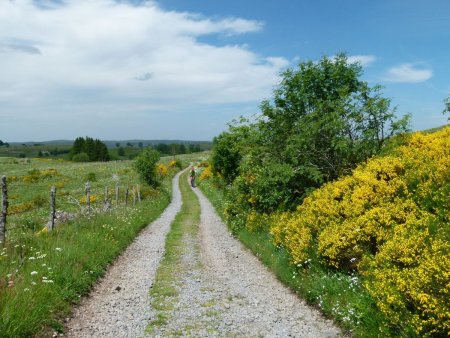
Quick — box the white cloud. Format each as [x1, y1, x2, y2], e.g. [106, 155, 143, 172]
[0, 0, 286, 141]
[383, 63, 433, 83]
[347, 55, 377, 67]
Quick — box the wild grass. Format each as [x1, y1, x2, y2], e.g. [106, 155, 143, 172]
[0, 194, 170, 337]
[198, 178, 389, 337]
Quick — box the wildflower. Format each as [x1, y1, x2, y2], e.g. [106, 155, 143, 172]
[31, 282, 37, 286]
[30, 271, 38, 275]
[24, 288, 30, 292]
[55, 247, 62, 252]
[29, 256, 36, 260]
[42, 279, 54, 283]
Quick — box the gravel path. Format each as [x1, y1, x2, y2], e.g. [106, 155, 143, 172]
[147, 178, 341, 337]
[65, 171, 183, 338]
[66, 171, 341, 337]
[193, 186, 341, 337]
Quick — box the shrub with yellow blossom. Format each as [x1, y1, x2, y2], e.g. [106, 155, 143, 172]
[156, 163, 168, 178]
[199, 164, 212, 181]
[270, 126, 450, 336]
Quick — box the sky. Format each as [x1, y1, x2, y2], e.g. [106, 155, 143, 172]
[0, 0, 449, 142]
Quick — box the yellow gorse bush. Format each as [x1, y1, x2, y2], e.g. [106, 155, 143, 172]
[22, 168, 59, 183]
[156, 163, 168, 177]
[270, 127, 450, 336]
[199, 164, 212, 181]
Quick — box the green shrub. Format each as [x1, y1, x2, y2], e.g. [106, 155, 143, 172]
[72, 152, 89, 162]
[85, 172, 97, 182]
[134, 148, 161, 188]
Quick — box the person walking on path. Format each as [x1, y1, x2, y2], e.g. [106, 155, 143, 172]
[190, 166, 196, 188]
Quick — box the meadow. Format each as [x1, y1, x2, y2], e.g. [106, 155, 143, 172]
[0, 151, 208, 337]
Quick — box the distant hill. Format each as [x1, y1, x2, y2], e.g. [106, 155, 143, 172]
[102, 139, 211, 149]
[9, 139, 212, 149]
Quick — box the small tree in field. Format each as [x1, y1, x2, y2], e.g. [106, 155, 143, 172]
[134, 148, 160, 188]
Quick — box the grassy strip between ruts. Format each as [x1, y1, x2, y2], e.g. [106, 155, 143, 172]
[146, 170, 201, 334]
[0, 177, 173, 337]
[198, 179, 388, 338]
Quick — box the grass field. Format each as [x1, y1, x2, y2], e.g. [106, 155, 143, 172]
[0, 151, 208, 337]
[0, 152, 208, 238]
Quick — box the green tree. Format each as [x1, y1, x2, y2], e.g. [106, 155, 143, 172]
[155, 143, 170, 154]
[217, 53, 411, 221]
[211, 131, 243, 185]
[260, 53, 410, 187]
[71, 137, 85, 157]
[179, 144, 186, 154]
[134, 148, 160, 187]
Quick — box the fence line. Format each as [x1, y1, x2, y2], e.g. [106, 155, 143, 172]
[0, 177, 142, 245]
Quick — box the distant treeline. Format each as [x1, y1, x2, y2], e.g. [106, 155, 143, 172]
[0, 138, 210, 160]
[153, 143, 202, 155]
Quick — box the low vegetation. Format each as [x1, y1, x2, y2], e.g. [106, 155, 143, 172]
[0, 152, 207, 337]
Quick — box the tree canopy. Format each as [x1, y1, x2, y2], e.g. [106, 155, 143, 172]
[211, 54, 410, 217]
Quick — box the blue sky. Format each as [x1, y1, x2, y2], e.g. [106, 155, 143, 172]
[0, 0, 448, 142]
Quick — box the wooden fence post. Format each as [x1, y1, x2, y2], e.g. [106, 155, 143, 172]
[137, 184, 141, 203]
[125, 186, 129, 205]
[115, 183, 119, 205]
[104, 186, 108, 204]
[0, 176, 7, 245]
[85, 182, 91, 211]
[133, 187, 136, 205]
[49, 186, 56, 231]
